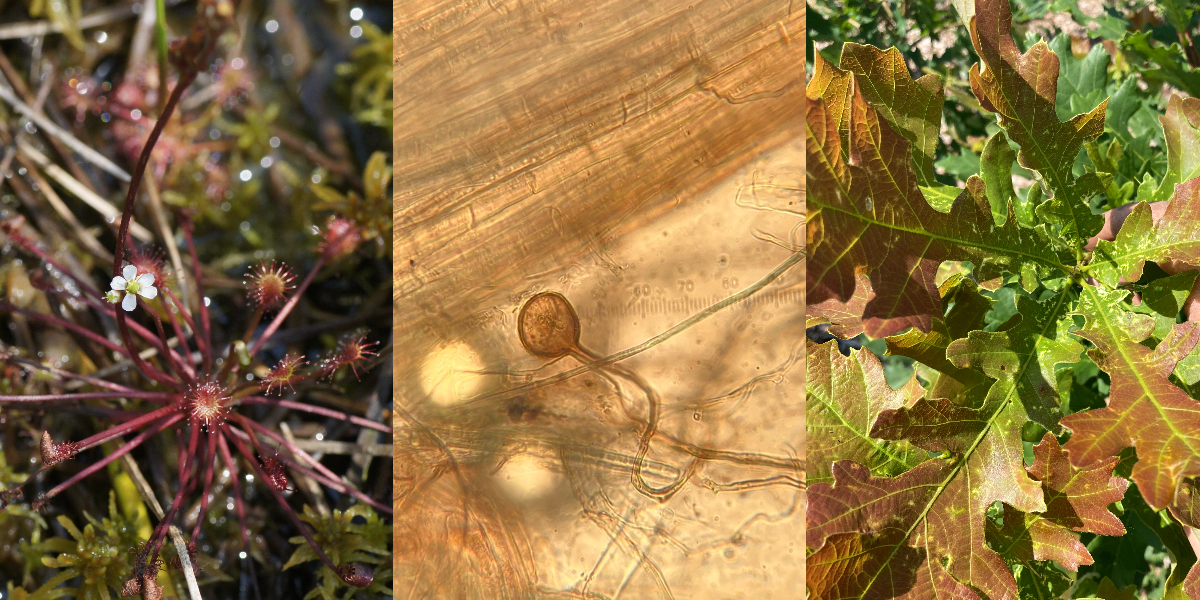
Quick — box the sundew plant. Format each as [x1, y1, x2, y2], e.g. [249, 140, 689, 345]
[0, 0, 391, 598]
[807, 0, 1200, 597]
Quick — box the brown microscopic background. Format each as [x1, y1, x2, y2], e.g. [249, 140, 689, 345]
[395, 1, 805, 598]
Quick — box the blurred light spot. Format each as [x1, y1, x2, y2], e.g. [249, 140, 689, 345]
[350, 7, 364, 20]
[495, 451, 560, 502]
[350, 25, 363, 38]
[240, 169, 252, 181]
[95, 31, 107, 43]
[260, 156, 273, 168]
[269, 136, 281, 148]
[265, 20, 279, 33]
[420, 342, 494, 407]
[231, 57, 244, 70]
[130, 109, 142, 120]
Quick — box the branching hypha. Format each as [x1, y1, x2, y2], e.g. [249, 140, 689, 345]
[0, 0, 389, 595]
[808, 0, 1200, 597]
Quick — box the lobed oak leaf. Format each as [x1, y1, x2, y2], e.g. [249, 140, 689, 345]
[839, 43, 944, 186]
[807, 272, 870, 339]
[806, 339, 923, 486]
[1060, 286, 1200, 510]
[806, 65, 1064, 338]
[967, 0, 1106, 243]
[1027, 433, 1128, 538]
[946, 291, 1082, 431]
[885, 275, 994, 405]
[808, 438, 1038, 600]
[1090, 177, 1200, 289]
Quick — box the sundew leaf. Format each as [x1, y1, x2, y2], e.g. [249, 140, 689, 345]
[1090, 177, 1200, 289]
[840, 43, 945, 186]
[968, 0, 1107, 243]
[806, 61, 1066, 338]
[1060, 286, 1200, 511]
[806, 340, 924, 486]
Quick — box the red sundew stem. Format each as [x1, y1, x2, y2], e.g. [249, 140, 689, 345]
[216, 434, 262, 600]
[112, 71, 196, 388]
[215, 304, 264, 384]
[247, 254, 327, 357]
[191, 429, 219, 542]
[146, 422, 201, 558]
[0, 392, 176, 402]
[159, 291, 195, 369]
[66, 291, 193, 374]
[241, 304, 266, 344]
[222, 423, 341, 574]
[5, 356, 141, 393]
[117, 311, 185, 390]
[147, 298, 194, 384]
[225, 419, 391, 514]
[0, 302, 180, 388]
[180, 216, 213, 374]
[40, 413, 182, 504]
[162, 286, 202, 354]
[74, 405, 183, 454]
[112, 67, 194, 281]
[236, 397, 389, 433]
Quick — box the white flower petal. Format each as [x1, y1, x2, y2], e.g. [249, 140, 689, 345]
[121, 293, 137, 311]
[137, 273, 154, 286]
[123, 265, 137, 280]
[111, 276, 127, 290]
[139, 285, 158, 300]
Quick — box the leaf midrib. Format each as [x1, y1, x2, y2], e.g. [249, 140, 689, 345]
[846, 289, 1071, 598]
[811, 201, 1071, 274]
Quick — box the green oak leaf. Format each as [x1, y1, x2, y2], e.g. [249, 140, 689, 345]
[981, 130, 1024, 226]
[806, 339, 924, 486]
[1047, 35, 1109, 123]
[1060, 286, 1200, 510]
[840, 43, 945, 186]
[968, 0, 1107, 244]
[807, 53, 1066, 338]
[1090, 177, 1200, 288]
[946, 291, 1082, 431]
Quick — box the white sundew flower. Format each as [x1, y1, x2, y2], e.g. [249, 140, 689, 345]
[107, 264, 158, 312]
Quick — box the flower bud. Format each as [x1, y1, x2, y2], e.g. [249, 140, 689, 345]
[319, 216, 362, 259]
[41, 431, 78, 467]
[336, 563, 373, 588]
